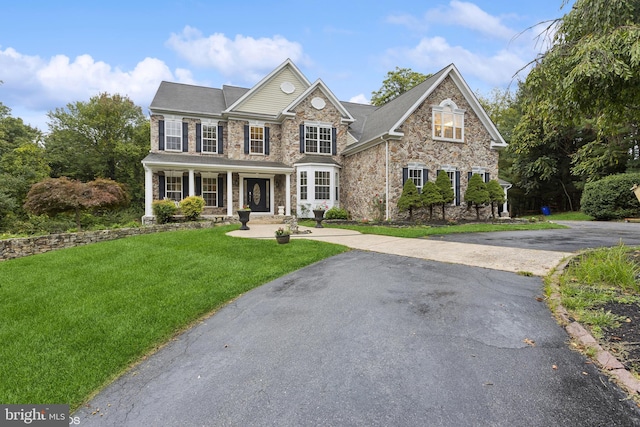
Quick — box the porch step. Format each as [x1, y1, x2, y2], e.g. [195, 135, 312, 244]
[202, 214, 291, 225]
[247, 215, 292, 225]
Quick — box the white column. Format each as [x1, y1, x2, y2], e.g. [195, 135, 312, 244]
[144, 166, 154, 218]
[188, 169, 195, 196]
[269, 177, 275, 214]
[238, 175, 244, 210]
[502, 187, 509, 215]
[285, 173, 291, 216]
[227, 171, 233, 217]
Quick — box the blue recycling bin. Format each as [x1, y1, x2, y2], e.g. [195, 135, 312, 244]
[541, 206, 551, 216]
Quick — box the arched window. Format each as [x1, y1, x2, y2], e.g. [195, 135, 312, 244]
[433, 99, 465, 142]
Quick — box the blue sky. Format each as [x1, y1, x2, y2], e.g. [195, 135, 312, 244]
[0, 0, 573, 132]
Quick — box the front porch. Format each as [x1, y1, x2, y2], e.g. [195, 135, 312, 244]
[141, 152, 294, 224]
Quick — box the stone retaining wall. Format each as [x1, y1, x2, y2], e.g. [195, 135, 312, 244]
[0, 222, 217, 262]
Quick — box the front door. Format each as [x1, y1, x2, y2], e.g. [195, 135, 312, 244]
[245, 178, 269, 212]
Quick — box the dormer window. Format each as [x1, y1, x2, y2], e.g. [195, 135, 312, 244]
[433, 99, 464, 142]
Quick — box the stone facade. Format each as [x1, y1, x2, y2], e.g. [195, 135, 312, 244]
[144, 62, 505, 222]
[342, 76, 500, 221]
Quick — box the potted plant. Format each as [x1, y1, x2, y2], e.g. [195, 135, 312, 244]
[237, 205, 251, 230]
[275, 227, 291, 244]
[313, 202, 329, 228]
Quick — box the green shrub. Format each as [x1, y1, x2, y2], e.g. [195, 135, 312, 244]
[180, 196, 205, 221]
[581, 173, 640, 220]
[325, 207, 349, 220]
[152, 199, 178, 224]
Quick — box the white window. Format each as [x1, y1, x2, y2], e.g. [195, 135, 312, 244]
[315, 171, 331, 200]
[300, 171, 308, 200]
[471, 167, 489, 183]
[297, 165, 339, 217]
[202, 124, 217, 153]
[202, 177, 217, 207]
[409, 168, 423, 191]
[165, 121, 182, 151]
[441, 166, 459, 206]
[433, 99, 464, 142]
[166, 175, 182, 202]
[305, 124, 332, 154]
[250, 126, 264, 154]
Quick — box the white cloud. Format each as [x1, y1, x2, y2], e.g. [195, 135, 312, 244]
[388, 1, 516, 40]
[425, 1, 515, 40]
[0, 47, 193, 131]
[349, 94, 370, 104]
[383, 36, 526, 89]
[165, 26, 308, 82]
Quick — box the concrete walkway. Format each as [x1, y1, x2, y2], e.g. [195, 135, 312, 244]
[228, 224, 573, 276]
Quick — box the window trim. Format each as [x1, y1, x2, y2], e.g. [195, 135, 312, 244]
[164, 171, 182, 202]
[433, 99, 465, 143]
[440, 165, 459, 206]
[249, 125, 265, 155]
[165, 120, 183, 152]
[201, 122, 218, 154]
[408, 167, 423, 191]
[201, 173, 218, 207]
[304, 122, 332, 155]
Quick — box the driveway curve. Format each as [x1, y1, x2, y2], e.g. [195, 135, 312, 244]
[75, 221, 640, 426]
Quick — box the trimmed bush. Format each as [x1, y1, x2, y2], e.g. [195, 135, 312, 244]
[581, 173, 640, 220]
[325, 207, 349, 220]
[180, 196, 205, 221]
[152, 199, 178, 224]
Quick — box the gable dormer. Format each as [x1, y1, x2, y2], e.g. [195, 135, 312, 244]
[224, 59, 311, 118]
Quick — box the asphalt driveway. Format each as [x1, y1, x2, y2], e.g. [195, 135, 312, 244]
[76, 248, 640, 426]
[434, 220, 640, 252]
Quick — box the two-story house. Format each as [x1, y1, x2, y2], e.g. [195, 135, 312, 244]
[142, 59, 507, 223]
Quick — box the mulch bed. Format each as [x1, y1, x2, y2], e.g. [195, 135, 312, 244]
[597, 249, 640, 372]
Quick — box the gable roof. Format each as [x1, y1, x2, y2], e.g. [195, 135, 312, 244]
[150, 81, 227, 117]
[224, 59, 311, 116]
[343, 64, 507, 155]
[282, 79, 355, 123]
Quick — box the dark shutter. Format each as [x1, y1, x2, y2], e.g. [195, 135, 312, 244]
[299, 124, 305, 153]
[331, 127, 337, 155]
[182, 122, 189, 152]
[159, 174, 165, 199]
[244, 125, 249, 154]
[455, 171, 461, 206]
[217, 176, 224, 207]
[195, 175, 202, 196]
[485, 173, 490, 183]
[182, 174, 188, 199]
[158, 120, 165, 151]
[218, 125, 224, 154]
[196, 124, 202, 153]
[265, 127, 270, 155]
[423, 168, 429, 183]
[402, 167, 408, 185]
[468, 171, 473, 182]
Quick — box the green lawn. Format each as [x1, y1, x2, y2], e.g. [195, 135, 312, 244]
[301, 220, 567, 238]
[0, 225, 347, 408]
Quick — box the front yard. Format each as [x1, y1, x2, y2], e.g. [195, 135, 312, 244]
[0, 225, 347, 409]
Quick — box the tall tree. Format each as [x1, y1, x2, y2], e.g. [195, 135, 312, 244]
[45, 93, 149, 204]
[435, 170, 455, 220]
[371, 67, 432, 106]
[0, 104, 47, 226]
[397, 179, 422, 220]
[464, 174, 490, 220]
[515, 0, 640, 183]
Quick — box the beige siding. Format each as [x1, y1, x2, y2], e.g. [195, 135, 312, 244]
[235, 68, 309, 115]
